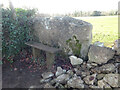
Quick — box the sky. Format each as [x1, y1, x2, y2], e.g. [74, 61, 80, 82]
[1, 0, 120, 14]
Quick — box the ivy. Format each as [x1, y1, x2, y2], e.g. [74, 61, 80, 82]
[66, 35, 82, 57]
[2, 8, 37, 61]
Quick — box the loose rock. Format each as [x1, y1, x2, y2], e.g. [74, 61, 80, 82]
[74, 68, 82, 76]
[115, 55, 120, 63]
[115, 63, 120, 73]
[69, 56, 83, 65]
[88, 45, 115, 64]
[99, 64, 115, 73]
[83, 73, 96, 85]
[86, 63, 98, 69]
[67, 70, 74, 77]
[55, 74, 70, 84]
[93, 41, 104, 47]
[90, 63, 98, 67]
[93, 64, 116, 73]
[67, 75, 84, 88]
[103, 74, 119, 87]
[44, 83, 54, 88]
[97, 74, 105, 80]
[29, 85, 44, 90]
[89, 85, 100, 88]
[54, 83, 64, 88]
[49, 79, 56, 85]
[40, 78, 52, 83]
[55, 67, 66, 77]
[41, 72, 54, 79]
[86, 63, 93, 69]
[81, 71, 90, 77]
[112, 39, 120, 55]
[98, 79, 111, 88]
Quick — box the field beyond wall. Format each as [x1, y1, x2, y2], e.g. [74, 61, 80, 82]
[75, 16, 118, 47]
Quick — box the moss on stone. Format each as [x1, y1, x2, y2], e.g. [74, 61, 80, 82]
[66, 35, 82, 57]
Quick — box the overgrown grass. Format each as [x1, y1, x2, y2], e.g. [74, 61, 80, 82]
[76, 16, 118, 47]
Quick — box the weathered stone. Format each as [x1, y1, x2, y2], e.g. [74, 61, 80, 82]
[67, 70, 74, 76]
[64, 84, 68, 88]
[93, 64, 116, 73]
[115, 56, 120, 63]
[97, 74, 105, 80]
[89, 85, 100, 88]
[115, 63, 120, 73]
[67, 75, 84, 88]
[49, 79, 56, 85]
[83, 74, 96, 85]
[55, 74, 70, 84]
[41, 72, 54, 79]
[40, 78, 52, 83]
[84, 85, 89, 88]
[29, 86, 37, 90]
[74, 64, 91, 77]
[44, 83, 54, 88]
[90, 63, 98, 66]
[74, 68, 82, 76]
[69, 56, 83, 65]
[74, 68, 78, 72]
[100, 63, 115, 73]
[112, 39, 120, 55]
[80, 62, 88, 70]
[30, 84, 56, 89]
[103, 74, 119, 87]
[81, 71, 90, 77]
[29, 85, 44, 90]
[55, 83, 64, 88]
[86, 63, 98, 69]
[98, 79, 111, 88]
[55, 67, 66, 77]
[88, 45, 115, 64]
[86, 63, 93, 69]
[93, 41, 104, 47]
[33, 16, 92, 59]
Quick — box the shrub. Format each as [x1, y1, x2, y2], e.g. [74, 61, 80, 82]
[2, 8, 37, 61]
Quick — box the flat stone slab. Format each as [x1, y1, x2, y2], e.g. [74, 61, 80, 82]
[25, 41, 61, 53]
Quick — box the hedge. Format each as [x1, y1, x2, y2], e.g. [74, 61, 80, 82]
[2, 8, 36, 62]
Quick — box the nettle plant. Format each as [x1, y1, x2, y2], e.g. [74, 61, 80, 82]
[66, 35, 82, 57]
[2, 8, 36, 62]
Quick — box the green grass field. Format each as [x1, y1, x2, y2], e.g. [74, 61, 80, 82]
[76, 16, 118, 47]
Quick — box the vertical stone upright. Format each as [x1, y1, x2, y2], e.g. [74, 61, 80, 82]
[33, 16, 92, 59]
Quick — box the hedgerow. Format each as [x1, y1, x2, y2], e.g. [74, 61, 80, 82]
[2, 8, 37, 62]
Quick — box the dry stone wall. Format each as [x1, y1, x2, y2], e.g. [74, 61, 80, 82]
[29, 16, 120, 89]
[29, 44, 120, 89]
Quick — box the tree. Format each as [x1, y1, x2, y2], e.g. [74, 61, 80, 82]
[91, 11, 102, 16]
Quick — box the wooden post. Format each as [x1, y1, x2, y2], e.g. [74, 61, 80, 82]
[32, 48, 41, 59]
[46, 52, 55, 70]
[32, 47, 36, 58]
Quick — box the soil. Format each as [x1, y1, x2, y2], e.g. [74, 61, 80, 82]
[2, 49, 72, 88]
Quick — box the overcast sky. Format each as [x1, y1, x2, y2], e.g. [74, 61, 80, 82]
[1, 0, 120, 14]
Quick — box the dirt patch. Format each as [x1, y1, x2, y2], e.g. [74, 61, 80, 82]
[2, 49, 72, 88]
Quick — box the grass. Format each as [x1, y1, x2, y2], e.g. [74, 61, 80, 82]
[75, 16, 118, 47]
